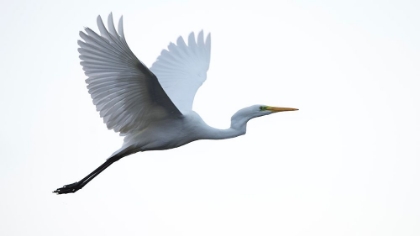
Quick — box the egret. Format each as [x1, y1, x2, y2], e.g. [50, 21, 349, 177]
[54, 13, 298, 194]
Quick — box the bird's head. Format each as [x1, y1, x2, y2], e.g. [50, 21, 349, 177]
[257, 105, 299, 115]
[231, 105, 298, 130]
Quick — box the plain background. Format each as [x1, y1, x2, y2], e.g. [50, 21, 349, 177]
[1, 0, 419, 235]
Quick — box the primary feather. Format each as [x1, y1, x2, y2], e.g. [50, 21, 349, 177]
[150, 31, 211, 113]
[78, 13, 181, 134]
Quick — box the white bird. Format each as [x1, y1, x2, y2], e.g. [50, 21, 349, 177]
[54, 13, 298, 194]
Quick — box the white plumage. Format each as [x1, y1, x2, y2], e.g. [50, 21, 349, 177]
[79, 14, 183, 134]
[151, 30, 211, 113]
[54, 13, 297, 194]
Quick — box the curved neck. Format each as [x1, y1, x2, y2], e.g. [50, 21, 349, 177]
[200, 113, 250, 140]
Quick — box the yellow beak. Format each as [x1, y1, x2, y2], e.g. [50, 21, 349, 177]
[266, 106, 299, 112]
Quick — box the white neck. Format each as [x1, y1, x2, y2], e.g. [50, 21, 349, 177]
[198, 111, 252, 140]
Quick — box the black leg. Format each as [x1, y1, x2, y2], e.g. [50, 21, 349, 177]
[53, 154, 123, 194]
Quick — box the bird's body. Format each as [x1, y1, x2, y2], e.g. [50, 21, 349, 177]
[120, 111, 218, 152]
[118, 107, 263, 152]
[54, 13, 297, 194]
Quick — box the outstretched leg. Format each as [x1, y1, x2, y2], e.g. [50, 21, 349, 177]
[54, 151, 127, 194]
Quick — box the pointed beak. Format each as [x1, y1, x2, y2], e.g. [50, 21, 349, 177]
[266, 106, 299, 112]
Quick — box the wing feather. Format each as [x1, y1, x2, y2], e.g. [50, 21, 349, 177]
[79, 14, 181, 134]
[150, 31, 211, 113]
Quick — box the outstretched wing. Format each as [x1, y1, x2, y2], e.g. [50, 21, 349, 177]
[150, 31, 211, 113]
[78, 14, 182, 134]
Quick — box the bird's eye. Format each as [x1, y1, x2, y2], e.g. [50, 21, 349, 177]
[260, 106, 267, 111]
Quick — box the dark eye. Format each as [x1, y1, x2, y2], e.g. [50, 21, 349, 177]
[259, 106, 267, 111]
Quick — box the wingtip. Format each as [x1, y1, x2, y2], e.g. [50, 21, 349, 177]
[197, 30, 204, 38]
[96, 15, 104, 27]
[176, 35, 186, 46]
[108, 12, 114, 22]
[118, 15, 124, 33]
[79, 30, 87, 38]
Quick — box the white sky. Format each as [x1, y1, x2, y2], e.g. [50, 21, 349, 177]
[1, 0, 419, 235]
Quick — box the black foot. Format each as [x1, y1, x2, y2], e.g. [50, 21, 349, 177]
[53, 182, 82, 194]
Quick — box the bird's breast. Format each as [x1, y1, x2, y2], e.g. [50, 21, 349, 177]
[124, 116, 201, 151]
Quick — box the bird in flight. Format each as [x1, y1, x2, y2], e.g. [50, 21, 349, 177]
[54, 13, 298, 194]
